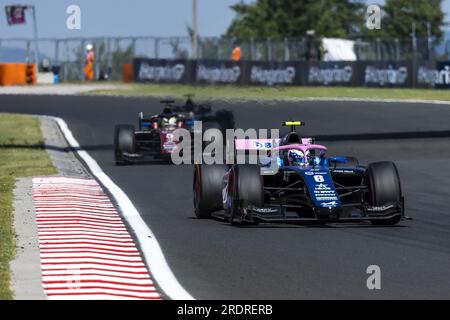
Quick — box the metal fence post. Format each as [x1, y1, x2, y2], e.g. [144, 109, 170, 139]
[444, 40, 449, 59]
[107, 38, 112, 73]
[94, 40, 99, 80]
[80, 39, 85, 81]
[395, 38, 400, 61]
[355, 38, 361, 60]
[63, 40, 68, 82]
[376, 38, 381, 60]
[131, 37, 136, 58]
[427, 22, 432, 62]
[411, 22, 417, 88]
[216, 39, 221, 60]
[54, 39, 60, 65]
[284, 38, 289, 62]
[267, 38, 272, 61]
[300, 38, 306, 61]
[198, 37, 203, 59]
[26, 40, 31, 63]
[154, 37, 159, 59]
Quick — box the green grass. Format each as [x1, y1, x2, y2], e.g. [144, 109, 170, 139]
[0, 114, 56, 300]
[88, 83, 450, 101]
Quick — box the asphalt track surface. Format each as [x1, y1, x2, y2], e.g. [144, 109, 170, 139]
[1, 95, 450, 299]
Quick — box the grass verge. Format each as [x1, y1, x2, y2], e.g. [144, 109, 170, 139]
[0, 114, 56, 299]
[88, 83, 450, 101]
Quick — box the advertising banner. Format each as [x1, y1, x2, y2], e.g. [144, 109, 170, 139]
[248, 62, 299, 86]
[133, 58, 192, 83]
[305, 62, 354, 86]
[416, 62, 450, 88]
[133, 58, 450, 89]
[195, 60, 242, 84]
[361, 61, 411, 87]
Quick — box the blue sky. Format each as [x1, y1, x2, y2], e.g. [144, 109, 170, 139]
[0, 0, 449, 39]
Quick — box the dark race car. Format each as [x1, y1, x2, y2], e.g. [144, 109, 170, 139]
[114, 96, 234, 164]
[193, 121, 407, 226]
[170, 94, 234, 132]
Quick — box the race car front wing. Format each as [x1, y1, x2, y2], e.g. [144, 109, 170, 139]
[236, 196, 405, 223]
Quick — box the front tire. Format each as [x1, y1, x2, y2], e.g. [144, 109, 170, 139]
[228, 164, 263, 225]
[365, 161, 402, 225]
[193, 164, 229, 219]
[114, 125, 135, 165]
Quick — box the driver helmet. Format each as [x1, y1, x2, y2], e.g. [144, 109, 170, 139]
[168, 116, 177, 126]
[287, 149, 306, 166]
[160, 117, 169, 127]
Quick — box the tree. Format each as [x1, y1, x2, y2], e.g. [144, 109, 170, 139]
[380, 0, 445, 40]
[225, 0, 366, 39]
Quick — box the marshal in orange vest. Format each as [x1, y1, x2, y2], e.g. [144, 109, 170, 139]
[232, 46, 241, 62]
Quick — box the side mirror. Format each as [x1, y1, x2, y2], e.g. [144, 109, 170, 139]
[328, 157, 347, 164]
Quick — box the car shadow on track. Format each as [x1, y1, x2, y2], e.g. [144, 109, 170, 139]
[113, 159, 176, 166]
[228, 224, 408, 229]
[0, 143, 114, 153]
[187, 217, 408, 229]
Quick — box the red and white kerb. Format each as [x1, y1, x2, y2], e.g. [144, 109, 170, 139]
[32, 176, 161, 300]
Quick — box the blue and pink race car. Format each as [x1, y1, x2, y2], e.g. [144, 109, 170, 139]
[194, 121, 406, 226]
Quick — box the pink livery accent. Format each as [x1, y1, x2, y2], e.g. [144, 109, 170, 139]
[274, 144, 327, 155]
[234, 138, 317, 151]
[234, 139, 280, 150]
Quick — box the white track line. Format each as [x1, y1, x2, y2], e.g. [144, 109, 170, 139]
[53, 117, 194, 300]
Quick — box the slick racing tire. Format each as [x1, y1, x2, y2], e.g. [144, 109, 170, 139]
[365, 161, 402, 226]
[193, 164, 229, 219]
[228, 164, 263, 225]
[114, 125, 135, 165]
[202, 121, 224, 160]
[202, 121, 223, 145]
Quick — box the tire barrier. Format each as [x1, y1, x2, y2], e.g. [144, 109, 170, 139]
[0, 63, 36, 86]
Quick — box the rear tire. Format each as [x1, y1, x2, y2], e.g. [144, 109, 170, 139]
[365, 161, 402, 225]
[193, 164, 229, 218]
[114, 125, 136, 165]
[228, 165, 263, 225]
[202, 121, 223, 145]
